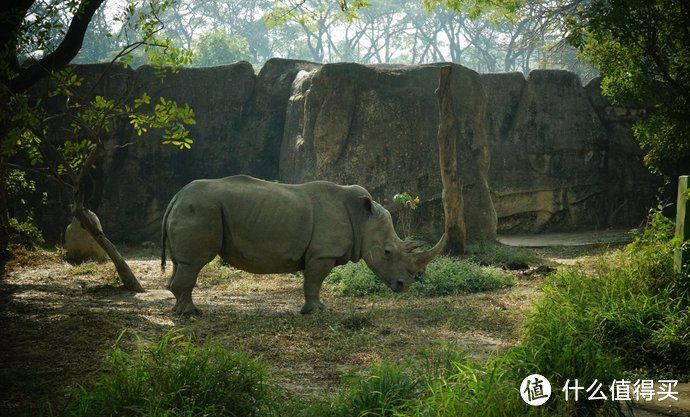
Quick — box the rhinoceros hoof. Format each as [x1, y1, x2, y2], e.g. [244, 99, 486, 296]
[300, 300, 326, 315]
[175, 302, 202, 316]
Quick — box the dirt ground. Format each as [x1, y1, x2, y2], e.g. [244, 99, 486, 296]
[0, 244, 613, 415]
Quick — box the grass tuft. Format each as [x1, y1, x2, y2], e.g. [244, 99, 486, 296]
[59, 330, 279, 417]
[412, 256, 514, 296]
[327, 258, 514, 297]
[327, 262, 388, 296]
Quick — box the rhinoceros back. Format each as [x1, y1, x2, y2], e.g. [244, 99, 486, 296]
[165, 176, 316, 274]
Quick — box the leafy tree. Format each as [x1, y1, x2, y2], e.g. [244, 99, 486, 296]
[420, 0, 688, 176]
[192, 30, 251, 66]
[0, 0, 194, 288]
[566, 0, 690, 177]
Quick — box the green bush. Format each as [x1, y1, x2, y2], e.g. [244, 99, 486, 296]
[326, 262, 388, 296]
[327, 258, 514, 297]
[9, 216, 45, 247]
[59, 331, 279, 417]
[466, 241, 538, 267]
[412, 257, 514, 296]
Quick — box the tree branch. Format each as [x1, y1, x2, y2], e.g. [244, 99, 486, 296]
[10, 0, 106, 93]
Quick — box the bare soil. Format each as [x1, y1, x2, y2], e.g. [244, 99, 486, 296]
[0, 245, 602, 415]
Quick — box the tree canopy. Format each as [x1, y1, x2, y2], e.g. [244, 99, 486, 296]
[568, 0, 690, 176]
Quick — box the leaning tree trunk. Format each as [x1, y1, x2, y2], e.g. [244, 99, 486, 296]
[71, 144, 144, 292]
[72, 205, 144, 292]
[435, 65, 466, 255]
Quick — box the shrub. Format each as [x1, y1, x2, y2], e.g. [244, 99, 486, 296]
[466, 241, 538, 267]
[59, 331, 279, 417]
[327, 258, 514, 297]
[412, 257, 514, 296]
[326, 261, 388, 296]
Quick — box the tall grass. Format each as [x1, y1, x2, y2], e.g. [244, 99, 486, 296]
[59, 331, 280, 417]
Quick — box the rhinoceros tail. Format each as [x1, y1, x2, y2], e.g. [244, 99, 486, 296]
[160, 194, 178, 274]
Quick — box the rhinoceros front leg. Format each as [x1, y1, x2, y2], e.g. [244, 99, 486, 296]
[301, 259, 335, 314]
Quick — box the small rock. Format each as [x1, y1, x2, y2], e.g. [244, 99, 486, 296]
[503, 261, 529, 270]
[534, 265, 556, 275]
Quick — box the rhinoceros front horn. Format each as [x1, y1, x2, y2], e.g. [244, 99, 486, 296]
[414, 233, 447, 268]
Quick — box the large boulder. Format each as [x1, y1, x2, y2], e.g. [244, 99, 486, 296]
[584, 77, 660, 226]
[238, 58, 322, 179]
[65, 209, 108, 261]
[279, 62, 497, 241]
[483, 70, 608, 233]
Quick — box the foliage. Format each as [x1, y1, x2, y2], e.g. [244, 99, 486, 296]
[412, 256, 514, 296]
[327, 261, 388, 296]
[466, 240, 538, 267]
[59, 330, 279, 417]
[303, 363, 423, 417]
[192, 30, 251, 66]
[8, 216, 45, 246]
[393, 191, 420, 210]
[1, 0, 196, 288]
[3, 0, 196, 182]
[327, 257, 513, 296]
[393, 191, 420, 238]
[56, 212, 688, 417]
[565, 0, 690, 175]
[318, 208, 686, 416]
[4, 169, 45, 246]
[62, 0, 595, 78]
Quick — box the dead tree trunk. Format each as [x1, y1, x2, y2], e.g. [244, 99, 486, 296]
[436, 65, 466, 255]
[71, 144, 144, 292]
[72, 205, 144, 292]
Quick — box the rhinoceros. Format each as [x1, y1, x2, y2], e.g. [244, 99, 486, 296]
[161, 175, 446, 315]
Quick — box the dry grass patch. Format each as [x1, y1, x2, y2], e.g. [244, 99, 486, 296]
[1, 249, 552, 415]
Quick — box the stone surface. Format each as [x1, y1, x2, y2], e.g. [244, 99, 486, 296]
[280, 62, 496, 241]
[29, 60, 662, 244]
[584, 77, 660, 229]
[487, 70, 608, 233]
[96, 62, 257, 242]
[64, 209, 108, 261]
[239, 58, 322, 179]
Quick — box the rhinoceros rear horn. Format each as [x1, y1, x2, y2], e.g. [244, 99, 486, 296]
[414, 234, 447, 268]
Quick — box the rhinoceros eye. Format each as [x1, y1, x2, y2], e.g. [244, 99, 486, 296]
[384, 249, 392, 257]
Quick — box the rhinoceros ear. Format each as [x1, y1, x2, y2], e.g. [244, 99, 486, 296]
[360, 196, 373, 213]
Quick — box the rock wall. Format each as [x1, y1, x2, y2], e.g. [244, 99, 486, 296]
[279, 63, 496, 240]
[32, 59, 660, 243]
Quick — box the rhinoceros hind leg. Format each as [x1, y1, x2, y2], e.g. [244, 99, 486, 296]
[169, 262, 204, 316]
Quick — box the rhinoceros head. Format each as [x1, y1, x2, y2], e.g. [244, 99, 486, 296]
[360, 198, 446, 292]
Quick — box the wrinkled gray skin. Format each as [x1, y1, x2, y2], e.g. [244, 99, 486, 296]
[161, 175, 446, 315]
